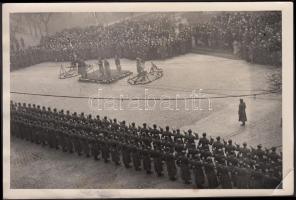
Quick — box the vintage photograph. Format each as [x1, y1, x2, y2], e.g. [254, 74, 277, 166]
[2, 2, 294, 198]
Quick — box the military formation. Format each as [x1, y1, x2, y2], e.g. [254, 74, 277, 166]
[11, 101, 282, 189]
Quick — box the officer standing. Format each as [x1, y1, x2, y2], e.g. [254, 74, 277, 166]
[238, 99, 247, 126]
[114, 55, 121, 73]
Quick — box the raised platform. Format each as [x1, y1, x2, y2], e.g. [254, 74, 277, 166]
[79, 69, 132, 84]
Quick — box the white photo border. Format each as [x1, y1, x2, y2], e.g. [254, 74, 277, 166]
[2, 2, 294, 198]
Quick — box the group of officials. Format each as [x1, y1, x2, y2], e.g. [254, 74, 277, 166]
[11, 101, 282, 189]
[97, 55, 121, 79]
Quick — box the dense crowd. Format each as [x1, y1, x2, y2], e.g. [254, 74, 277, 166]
[11, 101, 282, 189]
[10, 14, 191, 70]
[10, 12, 281, 70]
[192, 11, 281, 66]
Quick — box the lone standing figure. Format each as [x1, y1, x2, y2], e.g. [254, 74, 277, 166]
[238, 99, 247, 126]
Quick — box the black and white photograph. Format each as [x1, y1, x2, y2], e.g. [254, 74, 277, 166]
[2, 2, 294, 198]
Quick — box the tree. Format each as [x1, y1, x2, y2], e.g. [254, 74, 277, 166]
[38, 13, 53, 36]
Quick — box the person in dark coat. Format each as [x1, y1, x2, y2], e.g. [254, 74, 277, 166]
[190, 154, 205, 188]
[104, 59, 111, 79]
[114, 55, 121, 72]
[77, 57, 87, 78]
[142, 147, 152, 174]
[110, 140, 121, 166]
[236, 163, 251, 188]
[66, 129, 74, 153]
[122, 143, 132, 168]
[98, 57, 104, 77]
[238, 99, 247, 126]
[251, 167, 264, 188]
[91, 134, 101, 160]
[216, 162, 233, 189]
[101, 138, 111, 163]
[165, 152, 177, 181]
[204, 157, 219, 188]
[131, 145, 142, 171]
[178, 153, 191, 184]
[152, 149, 164, 177]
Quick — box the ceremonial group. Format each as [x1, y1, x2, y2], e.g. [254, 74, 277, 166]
[11, 101, 282, 189]
[10, 12, 281, 71]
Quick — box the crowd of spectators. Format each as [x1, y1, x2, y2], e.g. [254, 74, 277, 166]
[10, 12, 281, 71]
[192, 11, 281, 66]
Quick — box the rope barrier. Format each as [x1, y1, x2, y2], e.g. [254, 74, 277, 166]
[10, 90, 280, 101]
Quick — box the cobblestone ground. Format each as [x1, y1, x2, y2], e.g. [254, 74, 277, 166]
[11, 137, 196, 189]
[10, 53, 282, 188]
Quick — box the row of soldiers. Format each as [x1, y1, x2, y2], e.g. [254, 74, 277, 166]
[11, 101, 282, 189]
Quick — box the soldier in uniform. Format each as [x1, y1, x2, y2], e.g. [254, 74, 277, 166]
[131, 144, 142, 171]
[238, 142, 251, 158]
[152, 148, 164, 177]
[212, 136, 224, 154]
[198, 132, 210, 150]
[178, 152, 191, 184]
[110, 139, 121, 166]
[101, 137, 111, 163]
[216, 160, 233, 188]
[66, 129, 74, 153]
[73, 129, 83, 156]
[173, 129, 183, 143]
[59, 126, 68, 152]
[225, 139, 236, 156]
[82, 131, 91, 157]
[236, 162, 251, 188]
[90, 132, 100, 160]
[268, 147, 280, 162]
[122, 142, 132, 168]
[190, 154, 205, 188]
[250, 167, 264, 188]
[142, 146, 153, 174]
[255, 144, 265, 160]
[162, 126, 173, 142]
[204, 157, 219, 188]
[164, 151, 177, 181]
